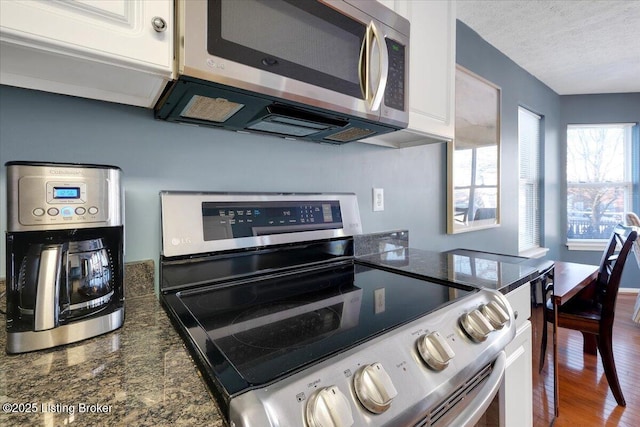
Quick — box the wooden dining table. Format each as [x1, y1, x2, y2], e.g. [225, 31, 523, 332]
[548, 261, 600, 420]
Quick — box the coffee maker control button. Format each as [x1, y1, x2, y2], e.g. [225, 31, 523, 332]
[88, 206, 99, 215]
[75, 207, 86, 215]
[33, 208, 45, 217]
[60, 206, 74, 217]
[47, 207, 59, 216]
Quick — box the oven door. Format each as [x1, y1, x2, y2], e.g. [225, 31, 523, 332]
[421, 352, 506, 427]
[179, 0, 409, 126]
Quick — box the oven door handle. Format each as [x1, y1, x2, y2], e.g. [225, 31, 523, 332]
[448, 351, 506, 427]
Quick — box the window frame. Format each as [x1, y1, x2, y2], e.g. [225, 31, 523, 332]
[518, 107, 545, 257]
[565, 123, 635, 251]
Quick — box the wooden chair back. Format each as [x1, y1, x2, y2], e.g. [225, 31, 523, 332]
[595, 224, 638, 329]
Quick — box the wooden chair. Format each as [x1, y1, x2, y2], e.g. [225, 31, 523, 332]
[626, 212, 640, 323]
[539, 224, 638, 406]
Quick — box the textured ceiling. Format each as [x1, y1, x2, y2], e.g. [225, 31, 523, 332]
[456, 0, 640, 95]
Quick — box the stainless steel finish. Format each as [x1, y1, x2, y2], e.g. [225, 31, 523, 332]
[482, 301, 510, 329]
[177, 0, 409, 128]
[228, 289, 516, 427]
[306, 386, 354, 427]
[417, 331, 456, 371]
[160, 192, 363, 257]
[33, 245, 62, 331]
[6, 163, 122, 231]
[368, 21, 388, 112]
[358, 30, 367, 101]
[6, 162, 124, 354]
[353, 363, 398, 414]
[434, 352, 506, 427]
[6, 307, 124, 354]
[151, 16, 167, 32]
[460, 309, 495, 342]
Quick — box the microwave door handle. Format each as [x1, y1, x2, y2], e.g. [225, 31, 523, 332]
[34, 245, 62, 331]
[358, 23, 371, 103]
[369, 21, 388, 112]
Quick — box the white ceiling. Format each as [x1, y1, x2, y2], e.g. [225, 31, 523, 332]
[456, 0, 640, 95]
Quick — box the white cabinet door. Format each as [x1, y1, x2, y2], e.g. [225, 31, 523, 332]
[501, 283, 533, 427]
[0, 0, 173, 107]
[362, 0, 456, 148]
[501, 320, 533, 427]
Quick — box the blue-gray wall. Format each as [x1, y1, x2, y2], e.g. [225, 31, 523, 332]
[1, 21, 638, 288]
[455, 21, 562, 259]
[457, 22, 640, 288]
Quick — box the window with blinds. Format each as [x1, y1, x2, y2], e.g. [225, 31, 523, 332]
[518, 107, 541, 253]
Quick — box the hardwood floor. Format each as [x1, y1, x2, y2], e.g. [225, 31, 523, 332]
[531, 293, 640, 427]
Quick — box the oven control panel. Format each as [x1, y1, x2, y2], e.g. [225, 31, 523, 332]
[228, 289, 515, 427]
[161, 192, 363, 257]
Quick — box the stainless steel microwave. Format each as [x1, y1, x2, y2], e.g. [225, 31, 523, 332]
[155, 0, 410, 144]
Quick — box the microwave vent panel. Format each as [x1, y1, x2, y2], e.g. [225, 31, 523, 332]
[180, 95, 244, 123]
[325, 127, 375, 143]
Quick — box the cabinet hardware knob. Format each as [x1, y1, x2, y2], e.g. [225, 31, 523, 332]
[151, 16, 167, 33]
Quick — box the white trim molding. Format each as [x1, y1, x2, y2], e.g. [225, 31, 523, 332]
[567, 241, 608, 251]
[519, 247, 549, 258]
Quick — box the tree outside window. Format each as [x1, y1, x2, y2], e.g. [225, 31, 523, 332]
[566, 124, 632, 241]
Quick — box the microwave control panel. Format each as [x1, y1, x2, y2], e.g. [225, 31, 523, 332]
[384, 39, 406, 112]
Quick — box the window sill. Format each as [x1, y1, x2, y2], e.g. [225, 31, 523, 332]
[519, 247, 549, 258]
[566, 241, 607, 251]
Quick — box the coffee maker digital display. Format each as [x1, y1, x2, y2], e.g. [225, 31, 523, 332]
[5, 161, 125, 354]
[53, 187, 81, 199]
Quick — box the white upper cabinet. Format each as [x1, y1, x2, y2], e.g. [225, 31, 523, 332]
[363, 0, 456, 148]
[0, 0, 173, 108]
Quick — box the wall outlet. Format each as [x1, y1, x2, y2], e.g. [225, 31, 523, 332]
[373, 188, 384, 211]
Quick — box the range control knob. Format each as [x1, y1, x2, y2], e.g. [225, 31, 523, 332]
[353, 362, 398, 414]
[481, 301, 510, 329]
[417, 331, 455, 371]
[306, 386, 354, 427]
[460, 309, 494, 342]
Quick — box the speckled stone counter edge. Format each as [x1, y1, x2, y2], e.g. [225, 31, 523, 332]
[0, 259, 224, 427]
[354, 229, 409, 257]
[123, 260, 155, 298]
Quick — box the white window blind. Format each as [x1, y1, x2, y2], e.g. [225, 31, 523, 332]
[518, 107, 541, 253]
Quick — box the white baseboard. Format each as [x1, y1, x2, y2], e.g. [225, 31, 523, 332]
[620, 288, 640, 294]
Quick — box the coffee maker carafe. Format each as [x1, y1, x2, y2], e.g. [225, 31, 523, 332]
[5, 161, 124, 353]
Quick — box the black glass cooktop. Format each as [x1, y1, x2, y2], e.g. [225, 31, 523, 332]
[161, 261, 474, 397]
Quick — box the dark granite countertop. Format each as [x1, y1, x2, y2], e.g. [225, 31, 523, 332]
[0, 261, 224, 427]
[0, 244, 543, 426]
[357, 247, 540, 294]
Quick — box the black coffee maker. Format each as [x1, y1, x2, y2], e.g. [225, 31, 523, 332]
[5, 161, 124, 353]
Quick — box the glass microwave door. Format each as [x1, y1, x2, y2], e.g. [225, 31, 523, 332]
[207, 0, 365, 99]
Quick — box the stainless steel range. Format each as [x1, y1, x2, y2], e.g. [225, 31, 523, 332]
[159, 192, 516, 427]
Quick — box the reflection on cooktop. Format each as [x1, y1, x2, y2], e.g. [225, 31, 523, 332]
[231, 303, 341, 350]
[174, 262, 472, 386]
